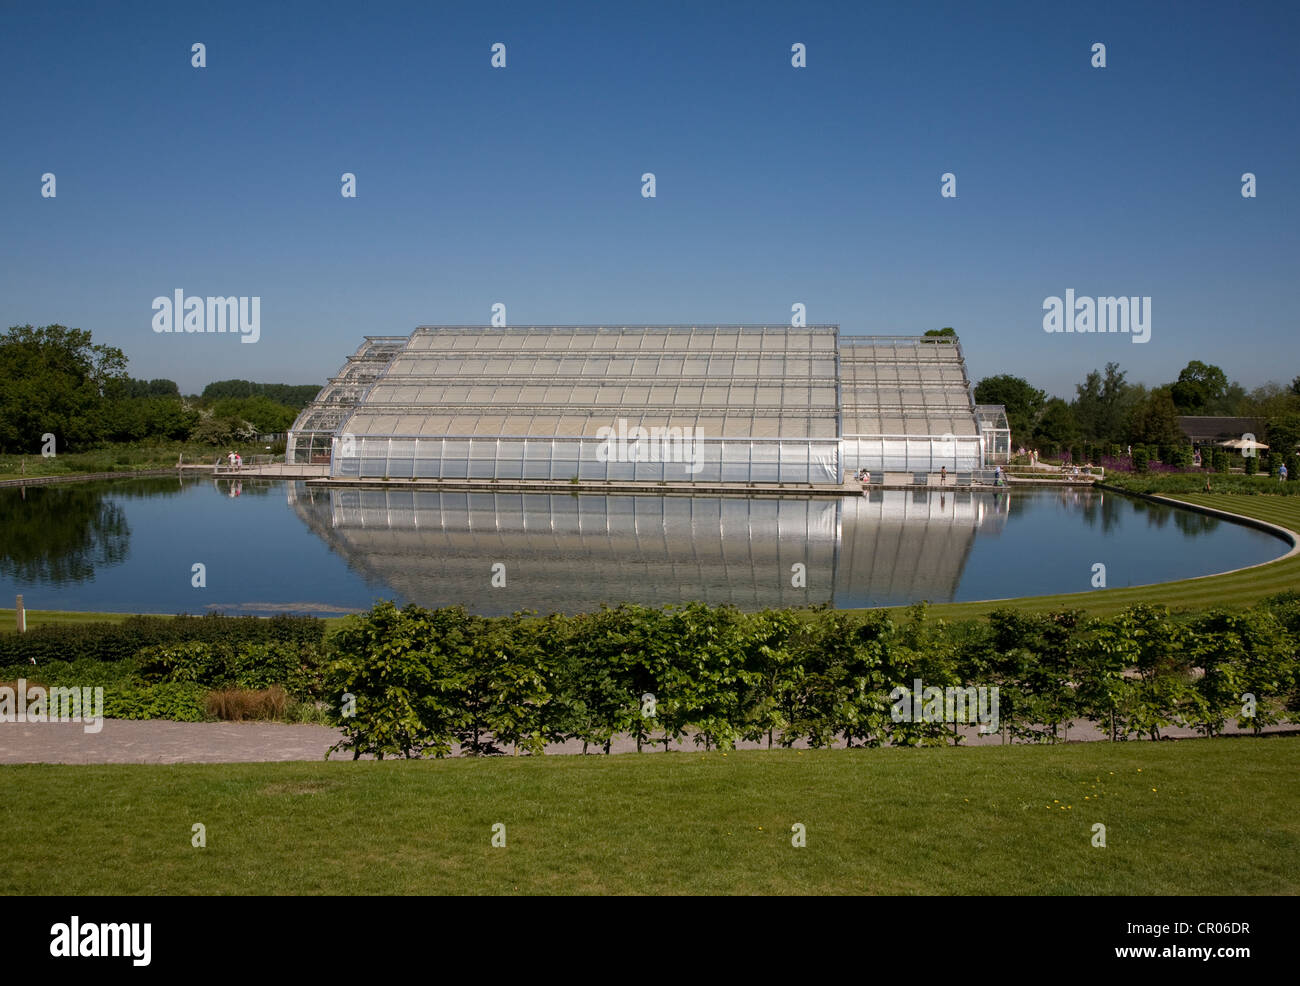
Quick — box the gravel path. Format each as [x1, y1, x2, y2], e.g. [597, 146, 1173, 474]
[0, 718, 1290, 764]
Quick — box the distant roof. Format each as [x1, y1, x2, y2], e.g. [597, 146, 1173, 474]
[1177, 416, 1263, 441]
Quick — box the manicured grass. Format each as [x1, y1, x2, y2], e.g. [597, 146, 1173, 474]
[0, 608, 350, 634]
[0, 738, 1294, 894]
[0, 442, 225, 481]
[879, 493, 1300, 620]
[0, 609, 162, 633]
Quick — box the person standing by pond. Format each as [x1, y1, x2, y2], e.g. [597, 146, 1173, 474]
[940, 466, 947, 486]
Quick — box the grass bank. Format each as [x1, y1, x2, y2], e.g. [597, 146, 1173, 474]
[0, 442, 231, 482]
[0, 738, 1293, 894]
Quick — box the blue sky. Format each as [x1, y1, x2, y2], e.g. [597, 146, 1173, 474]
[2, 0, 1296, 397]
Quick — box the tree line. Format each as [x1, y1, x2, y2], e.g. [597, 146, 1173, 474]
[0, 324, 322, 453]
[975, 359, 1300, 471]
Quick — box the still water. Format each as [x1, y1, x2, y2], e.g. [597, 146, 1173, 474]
[0, 477, 1287, 616]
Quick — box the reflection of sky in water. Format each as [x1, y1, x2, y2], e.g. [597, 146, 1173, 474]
[0, 478, 1286, 616]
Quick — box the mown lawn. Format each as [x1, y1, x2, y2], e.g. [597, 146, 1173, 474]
[0, 442, 224, 482]
[881, 493, 1300, 620]
[1, 738, 1295, 895]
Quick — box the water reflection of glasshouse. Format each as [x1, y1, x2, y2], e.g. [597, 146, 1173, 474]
[288, 486, 1010, 614]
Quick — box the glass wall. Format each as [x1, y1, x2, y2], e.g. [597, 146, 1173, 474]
[333, 325, 843, 484]
[975, 405, 1012, 464]
[333, 435, 841, 484]
[841, 436, 984, 474]
[293, 326, 992, 484]
[838, 335, 981, 474]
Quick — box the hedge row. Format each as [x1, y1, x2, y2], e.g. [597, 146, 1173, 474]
[0, 613, 325, 665]
[1, 650, 322, 721]
[1, 635, 326, 722]
[324, 597, 1300, 759]
[1105, 473, 1300, 496]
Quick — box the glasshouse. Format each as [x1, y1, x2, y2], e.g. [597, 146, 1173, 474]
[287, 325, 1007, 485]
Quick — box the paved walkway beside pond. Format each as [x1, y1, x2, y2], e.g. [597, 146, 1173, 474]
[0, 718, 1291, 764]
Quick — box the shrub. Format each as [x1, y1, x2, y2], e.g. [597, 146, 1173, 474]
[0, 614, 324, 666]
[14, 598, 1299, 745]
[285, 699, 332, 725]
[1132, 447, 1150, 473]
[226, 642, 322, 696]
[135, 641, 220, 684]
[101, 682, 209, 721]
[324, 602, 474, 760]
[1103, 473, 1300, 496]
[134, 639, 321, 696]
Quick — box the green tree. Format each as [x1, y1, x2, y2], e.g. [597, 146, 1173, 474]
[1128, 388, 1184, 449]
[1214, 381, 1248, 416]
[325, 603, 471, 760]
[0, 324, 127, 452]
[1034, 398, 1079, 457]
[973, 374, 1046, 447]
[110, 378, 180, 398]
[1264, 413, 1300, 465]
[1170, 360, 1228, 414]
[1071, 362, 1135, 445]
[201, 379, 322, 409]
[210, 395, 297, 434]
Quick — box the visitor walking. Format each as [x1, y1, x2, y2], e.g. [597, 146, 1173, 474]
[939, 466, 947, 486]
[1281, 463, 1289, 483]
